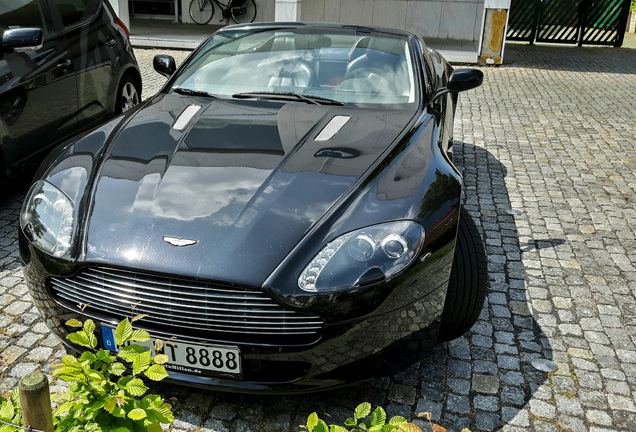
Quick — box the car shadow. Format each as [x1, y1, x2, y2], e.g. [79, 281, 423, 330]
[149, 142, 557, 431]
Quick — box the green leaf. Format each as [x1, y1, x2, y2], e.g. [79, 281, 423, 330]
[118, 344, 146, 362]
[371, 407, 387, 426]
[344, 417, 357, 427]
[144, 422, 163, 432]
[61, 355, 81, 366]
[146, 404, 174, 423]
[130, 329, 151, 342]
[52, 366, 82, 378]
[96, 349, 114, 363]
[313, 420, 329, 432]
[389, 416, 408, 425]
[125, 378, 148, 396]
[118, 376, 134, 387]
[330, 426, 348, 432]
[110, 405, 127, 418]
[110, 362, 127, 376]
[127, 408, 147, 421]
[66, 318, 83, 327]
[67, 331, 91, 348]
[79, 351, 97, 363]
[307, 412, 319, 431]
[144, 364, 169, 381]
[354, 402, 372, 420]
[104, 397, 117, 413]
[86, 370, 104, 382]
[0, 400, 14, 420]
[154, 339, 164, 352]
[153, 354, 169, 365]
[132, 350, 152, 375]
[9, 388, 19, 405]
[84, 319, 96, 335]
[108, 428, 130, 432]
[115, 319, 133, 346]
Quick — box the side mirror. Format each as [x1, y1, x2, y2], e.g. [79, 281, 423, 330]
[447, 68, 483, 93]
[432, 68, 483, 101]
[1, 28, 43, 50]
[153, 54, 176, 78]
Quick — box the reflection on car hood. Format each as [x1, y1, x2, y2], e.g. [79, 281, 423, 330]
[85, 94, 416, 286]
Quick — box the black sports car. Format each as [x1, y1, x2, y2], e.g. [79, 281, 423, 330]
[20, 23, 486, 393]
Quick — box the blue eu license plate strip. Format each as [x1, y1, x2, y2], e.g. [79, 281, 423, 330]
[100, 326, 242, 377]
[101, 326, 117, 351]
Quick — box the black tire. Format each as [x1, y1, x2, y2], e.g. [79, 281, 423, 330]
[116, 74, 140, 115]
[437, 207, 488, 342]
[189, 0, 214, 25]
[230, 0, 256, 24]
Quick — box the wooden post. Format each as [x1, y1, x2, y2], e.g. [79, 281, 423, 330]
[19, 371, 54, 432]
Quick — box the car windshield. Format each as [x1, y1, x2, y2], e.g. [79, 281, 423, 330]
[170, 27, 418, 106]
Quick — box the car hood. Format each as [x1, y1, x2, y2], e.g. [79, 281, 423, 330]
[84, 94, 416, 286]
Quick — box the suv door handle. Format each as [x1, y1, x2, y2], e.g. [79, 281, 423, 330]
[106, 37, 116, 47]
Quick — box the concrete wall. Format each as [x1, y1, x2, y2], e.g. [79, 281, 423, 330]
[301, 0, 485, 42]
[628, 10, 636, 33]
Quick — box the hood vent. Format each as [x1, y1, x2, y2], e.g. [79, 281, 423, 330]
[315, 115, 350, 141]
[173, 105, 201, 131]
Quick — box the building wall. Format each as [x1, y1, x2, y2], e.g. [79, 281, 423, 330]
[301, 0, 485, 41]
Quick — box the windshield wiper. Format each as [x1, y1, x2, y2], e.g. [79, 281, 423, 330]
[233, 92, 343, 106]
[173, 87, 218, 98]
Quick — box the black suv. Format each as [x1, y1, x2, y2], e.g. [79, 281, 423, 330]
[0, 0, 141, 181]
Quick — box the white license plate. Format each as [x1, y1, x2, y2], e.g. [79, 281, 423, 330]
[101, 327, 241, 376]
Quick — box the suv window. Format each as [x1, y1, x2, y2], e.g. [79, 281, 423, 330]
[52, 0, 99, 28]
[0, 0, 54, 35]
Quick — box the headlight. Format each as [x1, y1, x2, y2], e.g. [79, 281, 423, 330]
[20, 180, 74, 257]
[298, 221, 424, 292]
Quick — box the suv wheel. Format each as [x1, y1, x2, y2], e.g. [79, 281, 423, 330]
[117, 75, 140, 114]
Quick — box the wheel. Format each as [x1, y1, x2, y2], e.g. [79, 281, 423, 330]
[230, 0, 256, 24]
[437, 206, 488, 342]
[189, 0, 214, 25]
[116, 75, 140, 115]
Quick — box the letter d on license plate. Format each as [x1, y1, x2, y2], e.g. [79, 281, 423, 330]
[101, 327, 241, 377]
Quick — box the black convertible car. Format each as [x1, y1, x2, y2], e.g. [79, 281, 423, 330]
[20, 23, 486, 393]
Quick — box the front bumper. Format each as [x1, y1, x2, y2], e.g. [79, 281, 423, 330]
[21, 237, 452, 394]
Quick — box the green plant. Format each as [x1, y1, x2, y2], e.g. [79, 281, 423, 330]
[301, 402, 419, 432]
[0, 388, 22, 432]
[631, 0, 636, 12]
[51, 314, 174, 431]
[301, 404, 471, 432]
[0, 313, 175, 432]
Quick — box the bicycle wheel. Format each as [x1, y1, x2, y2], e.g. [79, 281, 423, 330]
[189, 0, 214, 25]
[230, 0, 256, 24]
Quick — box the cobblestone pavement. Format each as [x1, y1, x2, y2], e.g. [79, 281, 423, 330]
[1, 42, 636, 431]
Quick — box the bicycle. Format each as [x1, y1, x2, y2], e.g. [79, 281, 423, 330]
[189, 0, 257, 25]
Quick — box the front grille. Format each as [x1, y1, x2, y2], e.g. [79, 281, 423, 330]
[49, 267, 324, 344]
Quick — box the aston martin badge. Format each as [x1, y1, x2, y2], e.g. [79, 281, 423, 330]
[163, 236, 198, 247]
